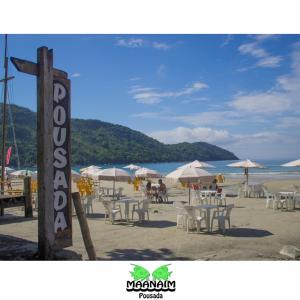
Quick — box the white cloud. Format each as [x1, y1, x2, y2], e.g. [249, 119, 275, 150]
[117, 38, 144, 48]
[256, 56, 282, 68]
[71, 73, 81, 77]
[140, 39, 300, 160]
[149, 126, 296, 160]
[276, 116, 300, 128]
[238, 36, 282, 68]
[226, 131, 298, 160]
[116, 38, 171, 50]
[149, 126, 232, 145]
[129, 86, 160, 104]
[152, 42, 171, 50]
[239, 42, 268, 58]
[229, 91, 292, 114]
[277, 41, 300, 92]
[116, 38, 144, 48]
[254, 34, 279, 41]
[220, 35, 233, 47]
[233, 131, 283, 145]
[149, 126, 283, 147]
[232, 41, 300, 115]
[129, 81, 208, 104]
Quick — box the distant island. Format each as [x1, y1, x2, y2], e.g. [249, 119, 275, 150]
[1, 104, 238, 167]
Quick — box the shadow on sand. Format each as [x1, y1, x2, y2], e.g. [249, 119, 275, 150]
[225, 228, 273, 238]
[0, 214, 37, 225]
[85, 213, 106, 219]
[134, 220, 176, 228]
[101, 247, 189, 260]
[0, 234, 82, 260]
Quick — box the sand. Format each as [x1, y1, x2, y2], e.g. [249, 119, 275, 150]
[1, 177, 300, 260]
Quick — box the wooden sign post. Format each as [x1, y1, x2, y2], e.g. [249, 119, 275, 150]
[11, 47, 72, 259]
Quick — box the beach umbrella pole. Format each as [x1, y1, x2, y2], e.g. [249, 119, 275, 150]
[113, 180, 115, 199]
[188, 181, 191, 205]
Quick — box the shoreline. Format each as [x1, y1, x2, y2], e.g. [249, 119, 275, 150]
[225, 172, 300, 183]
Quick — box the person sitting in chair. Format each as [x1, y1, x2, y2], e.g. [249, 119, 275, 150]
[146, 180, 152, 195]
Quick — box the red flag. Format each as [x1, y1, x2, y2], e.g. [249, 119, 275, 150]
[6, 146, 12, 165]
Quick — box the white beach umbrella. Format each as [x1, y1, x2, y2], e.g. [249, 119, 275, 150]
[178, 160, 215, 169]
[80, 165, 101, 173]
[227, 159, 264, 184]
[124, 164, 141, 170]
[98, 168, 132, 197]
[166, 167, 214, 204]
[81, 166, 102, 177]
[30, 170, 81, 181]
[135, 167, 161, 179]
[10, 169, 33, 177]
[98, 168, 131, 181]
[281, 159, 300, 167]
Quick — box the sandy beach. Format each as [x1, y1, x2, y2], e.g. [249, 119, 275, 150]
[1, 177, 300, 260]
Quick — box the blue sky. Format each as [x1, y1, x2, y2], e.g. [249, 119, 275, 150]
[1, 34, 300, 160]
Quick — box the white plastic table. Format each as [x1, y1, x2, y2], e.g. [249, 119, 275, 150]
[200, 190, 217, 194]
[278, 191, 295, 210]
[194, 204, 219, 232]
[115, 197, 139, 221]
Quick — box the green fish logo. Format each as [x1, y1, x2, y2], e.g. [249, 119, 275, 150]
[130, 264, 150, 281]
[152, 264, 172, 281]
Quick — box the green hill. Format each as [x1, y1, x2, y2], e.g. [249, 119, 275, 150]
[1, 104, 238, 167]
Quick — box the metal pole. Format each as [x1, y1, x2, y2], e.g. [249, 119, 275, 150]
[1, 34, 9, 195]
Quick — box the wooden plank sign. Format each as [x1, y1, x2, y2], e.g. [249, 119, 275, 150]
[53, 77, 72, 249]
[11, 47, 72, 258]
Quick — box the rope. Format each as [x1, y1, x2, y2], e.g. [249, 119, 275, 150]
[7, 79, 21, 169]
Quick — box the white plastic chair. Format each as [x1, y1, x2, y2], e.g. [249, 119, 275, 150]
[102, 200, 122, 224]
[211, 204, 234, 234]
[191, 190, 201, 205]
[292, 185, 300, 193]
[132, 199, 150, 222]
[253, 184, 264, 198]
[214, 193, 226, 206]
[294, 194, 300, 209]
[174, 202, 187, 229]
[273, 193, 288, 210]
[237, 184, 246, 198]
[183, 206, 205, 233]
[262, 186, 274, 208]
[116, 187, 124, 199]
[200, 191, 210, 204]
[82, 195, 94, 214]
[32, 193, 38, 210]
